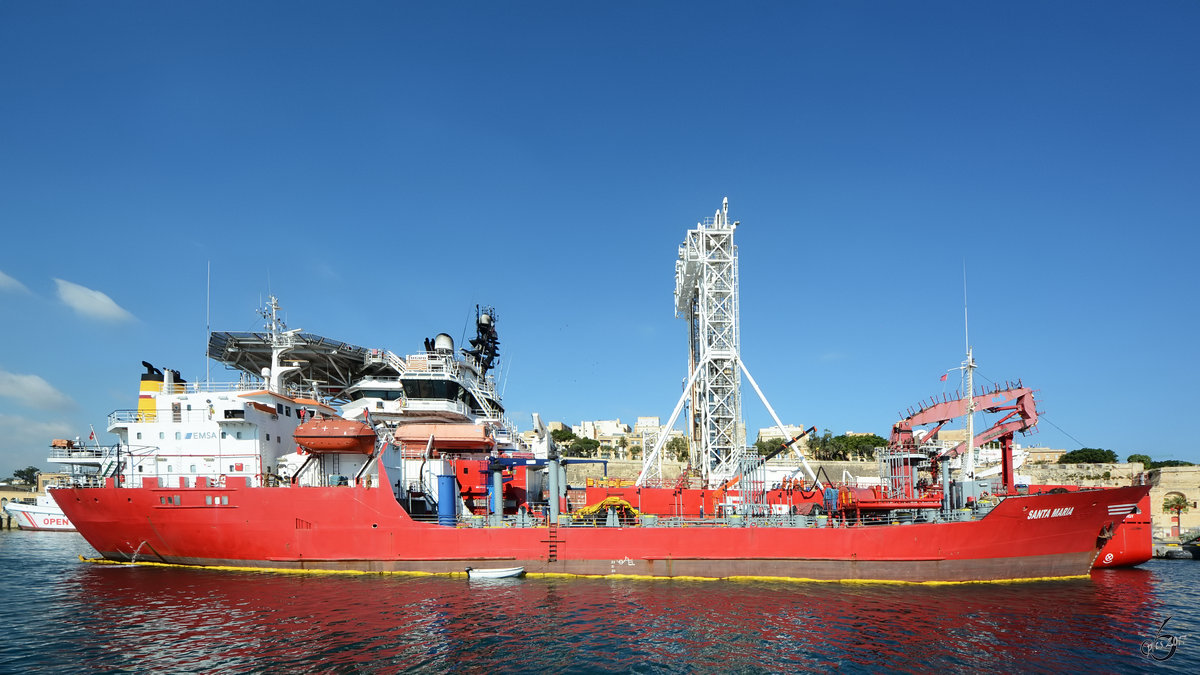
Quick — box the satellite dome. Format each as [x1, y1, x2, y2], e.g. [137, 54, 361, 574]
[434, 333, 454, 352]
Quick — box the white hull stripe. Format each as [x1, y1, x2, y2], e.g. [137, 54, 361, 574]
[1107, 504, 1137, 516]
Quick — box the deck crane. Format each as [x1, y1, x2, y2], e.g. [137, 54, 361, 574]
[890, 381, 1039, 496]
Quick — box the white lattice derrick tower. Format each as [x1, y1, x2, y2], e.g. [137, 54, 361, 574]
[637, 198, 818, 489]
[677, 198, 743, 485]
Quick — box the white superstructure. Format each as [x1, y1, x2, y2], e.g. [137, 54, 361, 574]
[69, 297, 527, 512]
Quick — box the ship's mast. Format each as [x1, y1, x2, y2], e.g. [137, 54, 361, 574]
[963, 346, 976, 480]
[962, 270, 975, 481]
[260, 296, 300, 394]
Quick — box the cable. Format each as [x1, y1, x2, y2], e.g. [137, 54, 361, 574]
[1038, 414, 1088, 448]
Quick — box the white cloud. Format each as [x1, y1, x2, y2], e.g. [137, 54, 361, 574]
[0, 369, 75, 410]
[53, 278, 135, 322]
[0, 414, 75, 472]
[0, 269, 29, 293]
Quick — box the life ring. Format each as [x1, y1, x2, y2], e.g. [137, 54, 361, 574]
[218, 474, 227, 488]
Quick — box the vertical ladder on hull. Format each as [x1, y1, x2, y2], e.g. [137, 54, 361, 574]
[545, 522, 559, 562]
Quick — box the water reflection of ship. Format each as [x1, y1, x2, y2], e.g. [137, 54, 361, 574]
[61, 565, 1162, 673]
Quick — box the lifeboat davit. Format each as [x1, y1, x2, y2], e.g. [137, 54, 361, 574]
[293, 418, 377, 455]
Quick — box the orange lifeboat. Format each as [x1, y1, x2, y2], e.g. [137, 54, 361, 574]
[293, 418, 377, 455]
[391, 423, 495, 451]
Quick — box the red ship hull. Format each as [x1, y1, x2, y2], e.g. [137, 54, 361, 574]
[586, 483, 1155, 569]
[1093, 497, 1153, 568]
[1025, 487, 1153, 568]
[53, 471, 1150, 583]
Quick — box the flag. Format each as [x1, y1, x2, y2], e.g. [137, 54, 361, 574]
[88, 430, 95, 440]
[939, 374, 948, 382]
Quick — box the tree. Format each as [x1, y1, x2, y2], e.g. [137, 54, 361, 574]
[1058, 448, 1118, 464]
[839, 434, 887, 461]
[807, 429, 835, 461]
[665, 436, 689, 463]
[754, 438, 781, 456]
[630, 444, 642, 461]
[567, 437, 599, 457]
[551, 428, 577, 444]
[13, 466, 40, 485]
[1127, 453, 1152, 468]
[616, 436, 628, 459]
[1163, 493, 1190, 516]
[1150, 459, 1196, 469]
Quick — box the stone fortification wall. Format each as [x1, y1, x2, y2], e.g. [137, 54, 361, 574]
[565, 459, 685, 484]
[1021, 463, 1143, 487]
[1147, 465, 1200, 538]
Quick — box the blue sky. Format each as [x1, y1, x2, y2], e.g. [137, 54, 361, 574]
[2, 2, 1197, 474]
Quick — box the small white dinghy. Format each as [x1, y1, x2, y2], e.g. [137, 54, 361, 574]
[465, 566, 525, 579]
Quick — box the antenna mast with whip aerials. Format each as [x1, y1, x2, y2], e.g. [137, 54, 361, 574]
[962, 262, 976, 482]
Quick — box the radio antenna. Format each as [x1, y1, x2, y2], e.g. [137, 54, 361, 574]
[205, 260, 211, 385]
[963, 260, 969, 354]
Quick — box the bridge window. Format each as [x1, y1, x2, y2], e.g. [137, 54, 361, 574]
[349, 389, 405, 401]
[402, 380, 461, 401]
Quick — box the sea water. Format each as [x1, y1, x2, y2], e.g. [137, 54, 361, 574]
[1, 528, 1196, 673]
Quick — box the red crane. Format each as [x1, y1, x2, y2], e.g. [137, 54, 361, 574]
[890, 382, 1039, 495]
